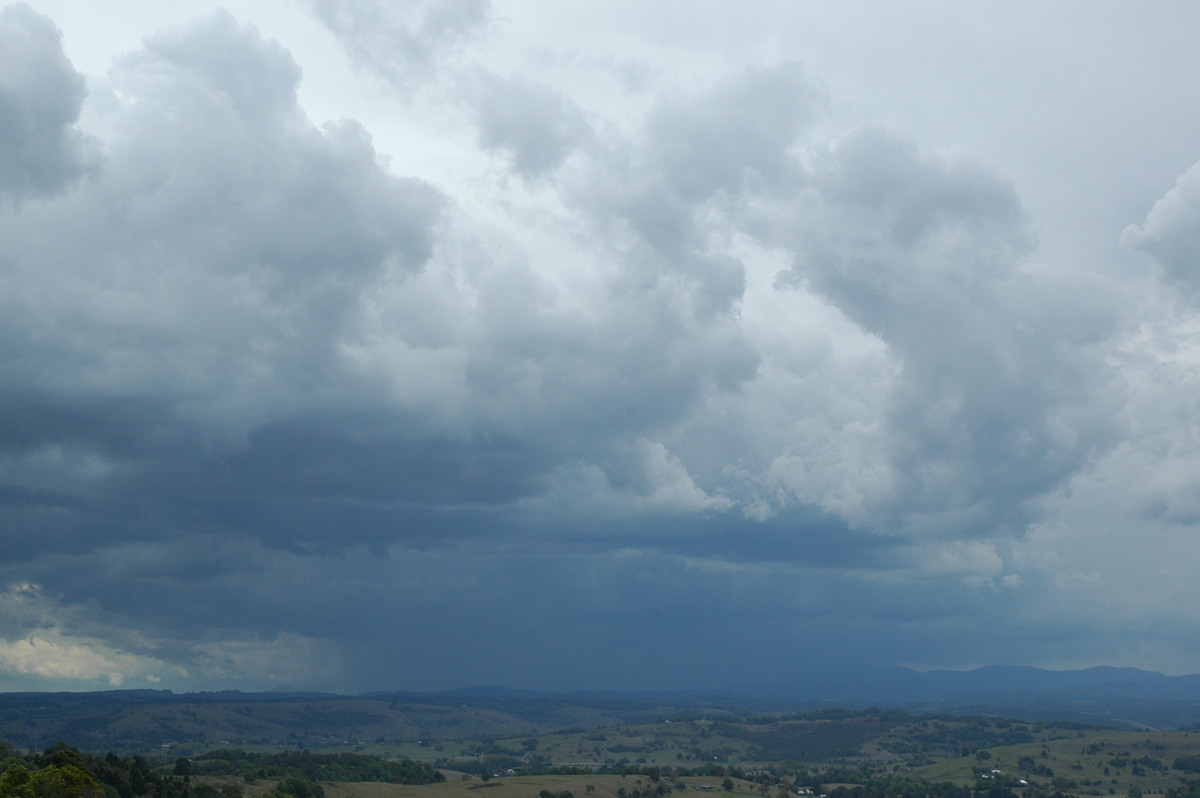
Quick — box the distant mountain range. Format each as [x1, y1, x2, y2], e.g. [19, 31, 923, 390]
[732, 664, 1200, 728]
[391, 664, 1200, 728]
[748, 663, 1167, 701]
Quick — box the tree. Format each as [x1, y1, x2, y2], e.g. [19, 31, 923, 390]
[1, 763, 33, 798]
[42, 746, 81, 771]
[1, 765, 103, 798]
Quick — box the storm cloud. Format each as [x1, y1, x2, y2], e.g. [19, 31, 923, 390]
[3, 0, 1200, 692]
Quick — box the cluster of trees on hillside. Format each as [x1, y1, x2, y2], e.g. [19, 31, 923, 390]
[1167, 778, 1200, 798]
[191, 749, 442, 784]
[0, 741, 441, 798]
[825, 777, 1015, 798]
[0, 741, 232, 798]
[0, 759, 104, 798]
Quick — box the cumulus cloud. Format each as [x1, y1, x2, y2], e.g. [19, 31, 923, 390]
[640, 62, 820, 201]
[0, 579, 341, 690]
[0, 628, 177, 686]
[0, 3, 98, 201]
[1123, 159, 1200, 300]
[0, 583, 178, 687]
[757, 126, 1122, 539]
[473, 72, 593, 178]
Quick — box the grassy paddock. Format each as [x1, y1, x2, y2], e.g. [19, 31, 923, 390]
[912, 730, 1200, 794]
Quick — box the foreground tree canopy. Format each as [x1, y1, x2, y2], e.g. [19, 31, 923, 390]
[0, 742, 442, 798]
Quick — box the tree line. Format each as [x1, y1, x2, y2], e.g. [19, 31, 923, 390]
[0, 741, 442, 798]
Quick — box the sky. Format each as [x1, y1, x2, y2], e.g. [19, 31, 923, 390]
[3, 0, 1200, 695]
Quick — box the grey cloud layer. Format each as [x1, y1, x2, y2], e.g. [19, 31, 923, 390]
[308, 0, 489, 87]
[2, 1, 1199, 690]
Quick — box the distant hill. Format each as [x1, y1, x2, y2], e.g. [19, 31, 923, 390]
[739, 663, 1194, 727]
[888, 664, 1165, 696]
[2, 665, 1200, 754]
[731, 663, 1165, 700]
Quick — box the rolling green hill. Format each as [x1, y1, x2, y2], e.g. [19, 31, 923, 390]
[11, 690, 1200, 798]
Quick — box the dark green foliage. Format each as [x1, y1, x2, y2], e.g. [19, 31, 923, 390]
[1167, 779, 1200, 798]
[716, 716, 903, 762]
[827, 776, 979, 798]
[539, 790, 574, 798]
[269, 776, 323, 798]
[611, 786, 668, 798]
[42, 746, 83, 771]
[0, 763, 33, 798]
[1, 763, 103, 798]
[193, 750, 442, 784]
[0, 741, 439, 798]
[2, 746, 165, 798]
[896, 717, 1035, 758]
